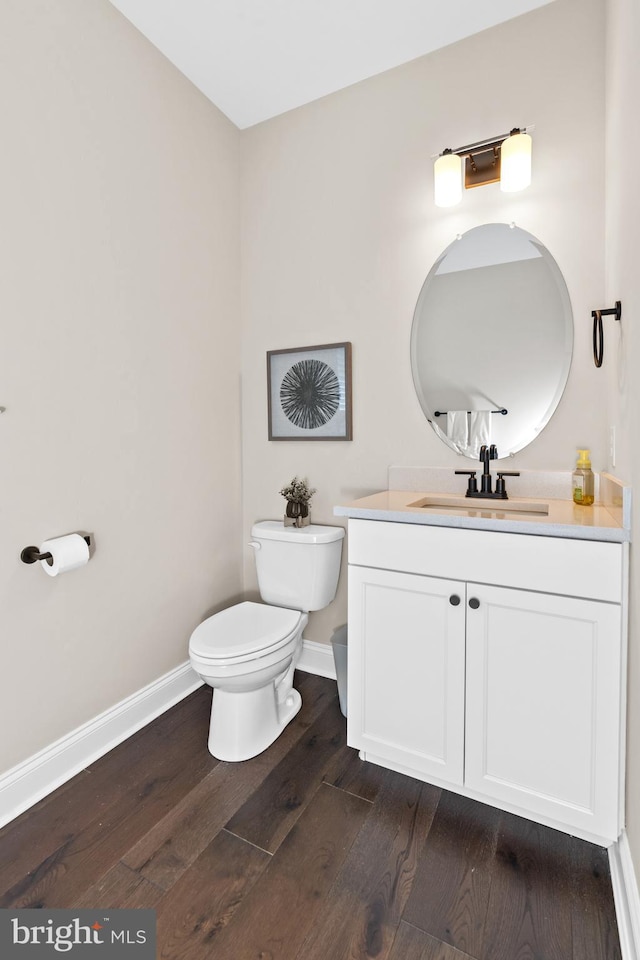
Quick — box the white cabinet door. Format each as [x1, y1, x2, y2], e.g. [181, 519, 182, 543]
[464, 583, 622, 838]
[347, 565, 466, 785]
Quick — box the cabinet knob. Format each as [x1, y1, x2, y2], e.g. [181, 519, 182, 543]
[449, 594, 461, 606]
[469, 597, 480, 609]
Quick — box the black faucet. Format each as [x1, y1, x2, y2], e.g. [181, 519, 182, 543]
[455, 444, 520, 499]
[479, 444, 497, 494]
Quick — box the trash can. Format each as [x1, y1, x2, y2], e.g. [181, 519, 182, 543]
[331, 625, 348, 717]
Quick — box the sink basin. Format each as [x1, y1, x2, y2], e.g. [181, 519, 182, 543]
[408, 494, 549, 516]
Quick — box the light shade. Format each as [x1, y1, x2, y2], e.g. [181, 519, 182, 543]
[500, 131, 532, 193]
[434, 151, 462, 207]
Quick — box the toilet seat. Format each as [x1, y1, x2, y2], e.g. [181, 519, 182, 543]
[189, 601, 303, 666]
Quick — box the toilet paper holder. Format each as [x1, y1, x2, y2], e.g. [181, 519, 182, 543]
[21, 535, 91, 566]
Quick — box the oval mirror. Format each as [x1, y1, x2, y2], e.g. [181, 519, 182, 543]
[410, 223, 573, 458]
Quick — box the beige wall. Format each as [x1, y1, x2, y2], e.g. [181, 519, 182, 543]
[606, 0, 640, 880]
[240, 0, 606, 645]
[0, 0, 242, 773]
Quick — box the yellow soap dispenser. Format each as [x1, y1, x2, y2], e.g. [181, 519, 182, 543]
[573, 449, 594, 505]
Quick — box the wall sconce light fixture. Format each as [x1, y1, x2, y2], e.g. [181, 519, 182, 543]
[434, 127, 532, 207]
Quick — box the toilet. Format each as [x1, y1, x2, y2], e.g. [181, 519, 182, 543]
[188, 520, 345, 761]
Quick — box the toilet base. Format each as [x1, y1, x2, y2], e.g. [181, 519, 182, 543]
[207, 676, 302, 762]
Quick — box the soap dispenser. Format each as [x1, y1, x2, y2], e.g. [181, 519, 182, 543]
[573, 449, 594, 505]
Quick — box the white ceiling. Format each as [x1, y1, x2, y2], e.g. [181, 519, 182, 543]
[108, 0, 555, 129]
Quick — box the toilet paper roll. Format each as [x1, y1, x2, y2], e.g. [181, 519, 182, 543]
[39, 534, 90, 577]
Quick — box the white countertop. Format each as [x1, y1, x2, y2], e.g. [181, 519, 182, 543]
[334, 488, 630, 542]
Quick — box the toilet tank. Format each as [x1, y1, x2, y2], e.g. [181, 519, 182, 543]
[250, 521, 345, 612]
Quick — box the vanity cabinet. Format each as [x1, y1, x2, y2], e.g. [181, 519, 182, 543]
[347, 519, 626, 843]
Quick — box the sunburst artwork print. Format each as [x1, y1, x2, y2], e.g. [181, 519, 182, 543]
[267, 343, 352, 440]
[280, 359, 340, 429]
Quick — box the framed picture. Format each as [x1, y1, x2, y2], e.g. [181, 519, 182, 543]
[267, 342, 352, 441]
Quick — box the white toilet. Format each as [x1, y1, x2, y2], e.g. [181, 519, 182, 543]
[188, 520, 345, 762]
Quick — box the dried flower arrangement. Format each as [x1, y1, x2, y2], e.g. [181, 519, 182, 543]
[280, 477, 316, 527]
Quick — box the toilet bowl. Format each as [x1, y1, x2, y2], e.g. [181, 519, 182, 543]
[188, 520, 344, 762]
[189, 601, 307, 761]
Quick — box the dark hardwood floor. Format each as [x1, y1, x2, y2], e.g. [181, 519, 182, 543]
[0, 673, 622, 959]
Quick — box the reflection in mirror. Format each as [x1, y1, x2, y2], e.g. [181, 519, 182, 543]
[411, 224, 573, 458]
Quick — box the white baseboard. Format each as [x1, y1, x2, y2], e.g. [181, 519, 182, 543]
[0, 661, 202, 830]
[0, 641, 338, 832]
[610, 831, 640, 960]
[297, 638, 337, 680]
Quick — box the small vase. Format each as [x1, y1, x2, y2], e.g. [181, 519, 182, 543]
[284, 501, 310, 528]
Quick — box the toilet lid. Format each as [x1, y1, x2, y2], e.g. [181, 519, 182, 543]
[189, 601, 303, 661]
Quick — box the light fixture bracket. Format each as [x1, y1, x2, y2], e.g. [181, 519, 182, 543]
[447, 127, 528, 190]
[463, 141, 502, 189]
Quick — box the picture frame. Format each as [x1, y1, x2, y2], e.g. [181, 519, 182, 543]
[267, 342, 352, 441]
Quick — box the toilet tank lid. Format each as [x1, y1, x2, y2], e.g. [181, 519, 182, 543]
[251, 521, 345, 544]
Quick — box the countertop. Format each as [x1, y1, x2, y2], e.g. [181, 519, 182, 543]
[334, 489, 630, 542]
